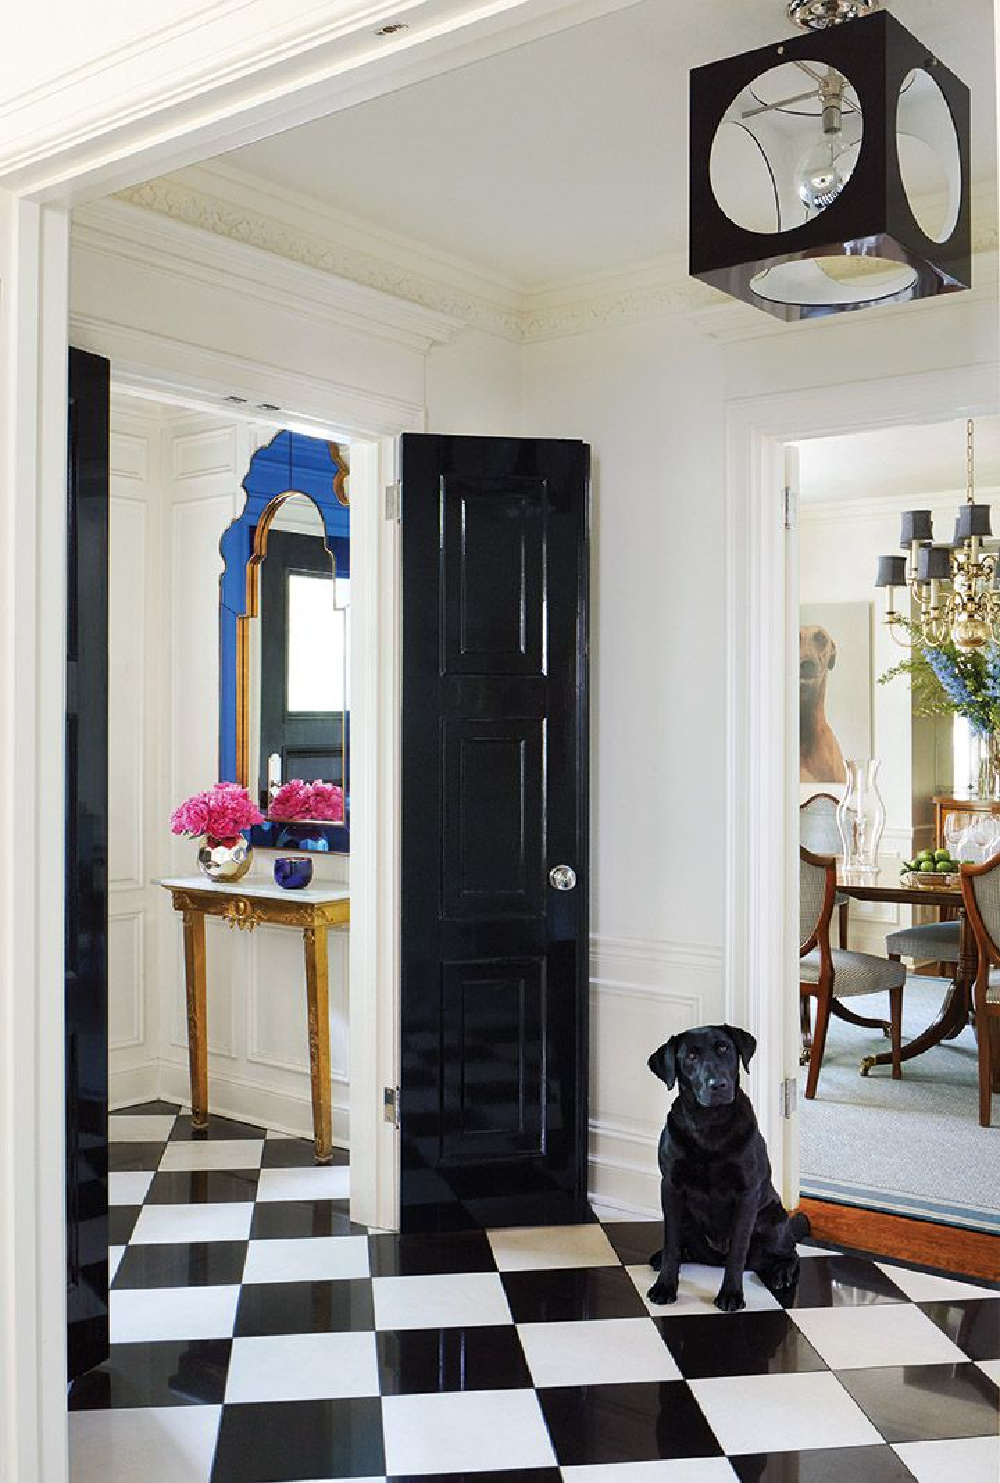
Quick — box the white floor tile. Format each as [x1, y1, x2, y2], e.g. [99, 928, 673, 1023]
[242, 1235, 370, 1284]
[372, 1271, 512, 1330]
[109, 1245, 126, 1282]
[791, 1301, 968, 1370]
[561, 1464, 740, 1482]
[874, 1261, 1000, 1302]
[158, 1139, 263, 1172]
[624, 1263, 781, 1317]
[110, 1285, 240, 1343]
[381, 1389, 555, 1475]
[689, 1371, 882, 1454]
[226, 1331, 379, 1402]
[108, 1171, 155, 1206]
[517, 1317, 681, 1387]
[894, 1435, 1000, 1483]
[69, 1406, 220, 1483]
[108, 1115, 176, 1143]
[488, 1223, 619, 1271]
[255, 1165, 350, 1202]
[978, 1358, 1000, 1384]
[129, 1202, 253, 1246]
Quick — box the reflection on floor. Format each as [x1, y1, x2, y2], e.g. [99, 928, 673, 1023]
[69, 1101, 1000, 1482]
[800, 979, 1000, 1231]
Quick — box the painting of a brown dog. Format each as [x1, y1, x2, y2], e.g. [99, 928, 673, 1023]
[800, 623, 847, 784]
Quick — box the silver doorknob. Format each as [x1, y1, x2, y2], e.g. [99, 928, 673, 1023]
[549, 865, 577, 891]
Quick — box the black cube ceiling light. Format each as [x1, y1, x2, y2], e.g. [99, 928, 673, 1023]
[690, 8, 971, 321]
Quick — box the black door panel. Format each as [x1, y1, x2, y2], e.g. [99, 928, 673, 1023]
[66, 346, 110, 1382]
[400, 434, 589, 1232]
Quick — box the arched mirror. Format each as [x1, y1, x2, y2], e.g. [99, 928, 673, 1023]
[219, 431, 350, 852]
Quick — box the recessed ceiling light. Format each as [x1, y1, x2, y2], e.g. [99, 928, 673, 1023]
[375, 22, 409, 35]
[257, 402, 281, 412]
[223, 394, 249, 404]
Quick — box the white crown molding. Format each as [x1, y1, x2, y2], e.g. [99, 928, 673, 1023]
[800, 483, 1000, 523]
[96, 169, 1000, 348]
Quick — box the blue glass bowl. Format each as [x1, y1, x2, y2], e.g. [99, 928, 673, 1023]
[273, 856, 313, 890]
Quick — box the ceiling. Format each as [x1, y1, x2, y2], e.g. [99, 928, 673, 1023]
[798, 413, 1000, 504]
[223, 0, 996, 289]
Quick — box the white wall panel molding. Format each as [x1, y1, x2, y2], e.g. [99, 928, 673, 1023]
[591, 932, 724, 980]
[108, 913, 145, 1052]
[171, 424, 240, 481]
[800, 485, 1000, 524]
[110, 429, 149, 482]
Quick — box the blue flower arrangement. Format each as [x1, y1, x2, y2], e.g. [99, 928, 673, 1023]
[881, 636, 1000, 735]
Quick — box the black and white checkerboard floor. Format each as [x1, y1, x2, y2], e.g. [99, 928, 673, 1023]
[69, 1101, 1000, 1483]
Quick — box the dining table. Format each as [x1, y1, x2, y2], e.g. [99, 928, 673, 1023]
[835, 866, 994, 1080]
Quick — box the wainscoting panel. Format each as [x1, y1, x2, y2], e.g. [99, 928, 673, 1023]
[587, 933, 725, 1216]
[108, 912, 144, 1052]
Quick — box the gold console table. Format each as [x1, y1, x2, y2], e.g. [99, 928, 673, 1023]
[159, 876, 350, 1163]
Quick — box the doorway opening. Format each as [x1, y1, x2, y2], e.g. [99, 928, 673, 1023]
[791, 413, 1000, 1242]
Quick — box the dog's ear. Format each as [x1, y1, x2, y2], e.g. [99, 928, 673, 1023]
[827, 640, 837, 671]
[723, 1025, 757, 1072]
[648, 1036, 681, 1088]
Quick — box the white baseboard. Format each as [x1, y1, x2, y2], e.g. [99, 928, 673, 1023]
[109, 1061, 160, 1110]
[158, 1062, 350, 1148]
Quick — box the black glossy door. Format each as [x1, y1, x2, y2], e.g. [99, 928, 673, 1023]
[399, 434, 589, 1231]
[66, 346, 110, 1381]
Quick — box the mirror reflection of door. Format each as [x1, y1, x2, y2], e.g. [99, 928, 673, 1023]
[251, 495, 350, 814]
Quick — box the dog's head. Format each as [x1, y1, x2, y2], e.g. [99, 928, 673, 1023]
[648, 1024, 757, 1108]
[799, 625, 836, 704]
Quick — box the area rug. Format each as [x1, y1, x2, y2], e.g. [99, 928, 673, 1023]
[799, 978, 1000, 1233]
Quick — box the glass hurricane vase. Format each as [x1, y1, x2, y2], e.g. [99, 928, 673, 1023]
[836, 758, 886, 877]
[976, 731, 1000, 801]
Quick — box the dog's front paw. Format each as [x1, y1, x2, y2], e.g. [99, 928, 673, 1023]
[647, 1277, 678, 1306]
[767, 1256, 800, 1291]
[648, 1249, 662, 1271]
[714, 1283, 746, 1313]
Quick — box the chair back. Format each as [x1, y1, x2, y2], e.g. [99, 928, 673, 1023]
[800, 793, 842, 857]
[960, 854, 1000, 969]
[800, 846, 836, 956]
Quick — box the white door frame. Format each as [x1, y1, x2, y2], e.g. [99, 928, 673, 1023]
[725, 359, 1000, 1207]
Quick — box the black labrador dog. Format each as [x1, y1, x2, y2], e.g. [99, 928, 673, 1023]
[647, 1024, 808, 1312]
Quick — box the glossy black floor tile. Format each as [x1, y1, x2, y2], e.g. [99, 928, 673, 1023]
[211, 1397, 385, 1482]
[114, 1100, 181, 1117]
[777, 1254, 908, 1309]
[260, 1138, 348, 1168]
[919, 1297, 1000, 1359]
[145, 1170, 260, 1204]
[108, 1140, 166, 1172]
[107, 1204, 141, 1245]
[170, 1113, 266, 1142]
[377, 1325, 531, 1393]
[112, 1241, 248, 1290]
[234, 1279, 375, 1336]
[501, 1266, 648, 1323]
[600, 1220, 663, 1267]
[838, 1361, 1000, 1443]
[369, 1231, 497, 1277]
[249, 1198, 365, 1240]
[656, 1309, 827, 1378]
[68, 1339, 231, 1409]
[729, 1445, 917, 1483]
[538, 1379, 723, 1465]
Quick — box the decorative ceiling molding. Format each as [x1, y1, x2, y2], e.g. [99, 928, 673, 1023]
[109, 167, 999, 346]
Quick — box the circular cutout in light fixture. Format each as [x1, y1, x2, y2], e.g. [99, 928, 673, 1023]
[897, 67, 962, 243]
[750, 254, 918, 306]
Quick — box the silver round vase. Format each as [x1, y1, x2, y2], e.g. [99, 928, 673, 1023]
[197, 836, 253, 883]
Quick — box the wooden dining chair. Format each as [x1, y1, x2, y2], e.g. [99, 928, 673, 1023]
[958, 857, 1000, 1127]
[800, 846, 905, 1099]
[800, 793, 851, 947]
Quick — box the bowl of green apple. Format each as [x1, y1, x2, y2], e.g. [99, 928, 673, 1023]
[900, 848, 967, 889]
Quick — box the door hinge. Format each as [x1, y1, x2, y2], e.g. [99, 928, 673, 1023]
[784, 485, 798, 531]
[383, 1085, 401, 1127]
[385, 481, 401, 522]
[779, 1076, 798, 1119]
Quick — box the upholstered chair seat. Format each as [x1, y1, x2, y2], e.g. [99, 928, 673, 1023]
[959, 859, 1000, 1126]
[801, 948, 906, 996]
[885, 921, 961, 964]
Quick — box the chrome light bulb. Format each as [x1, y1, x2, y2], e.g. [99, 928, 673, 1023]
[796, 68, 849, 213]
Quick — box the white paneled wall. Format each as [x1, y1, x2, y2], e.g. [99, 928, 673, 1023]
[108, 402, 350, 1144]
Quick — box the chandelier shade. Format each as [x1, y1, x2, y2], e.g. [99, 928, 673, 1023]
[690, 11, 971, 320]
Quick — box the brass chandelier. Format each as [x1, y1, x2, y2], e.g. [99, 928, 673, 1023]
[875, 421, 1000, 652]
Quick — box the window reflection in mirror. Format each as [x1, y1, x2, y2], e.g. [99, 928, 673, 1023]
[249, 493, 350, 824]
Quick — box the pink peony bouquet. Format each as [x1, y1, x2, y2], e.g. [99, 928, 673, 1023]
[269, 779, 345, 823]
[170, 782, 264, 844]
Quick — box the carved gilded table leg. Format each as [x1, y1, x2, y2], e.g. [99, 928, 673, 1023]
[182, 909, 209, 1131]
[304, 924, 333, 1164]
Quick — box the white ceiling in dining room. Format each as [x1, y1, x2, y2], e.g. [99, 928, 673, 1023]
[220, 0, 997, 289]
[798, 414, 1000, 506]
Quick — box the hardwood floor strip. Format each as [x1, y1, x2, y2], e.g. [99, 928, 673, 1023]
[799, 1197, 1000, 1283]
